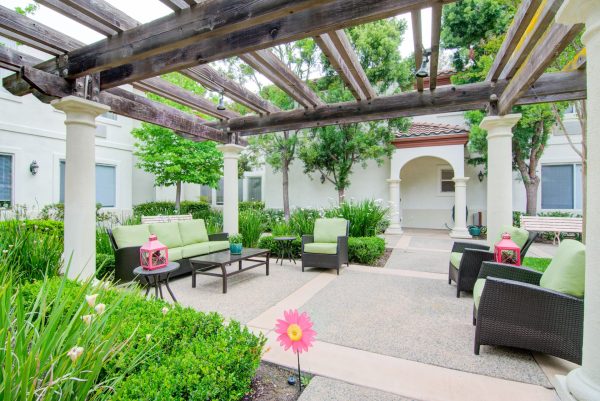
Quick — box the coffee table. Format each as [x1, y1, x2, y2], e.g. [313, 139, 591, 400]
[189, 248, 270, 293]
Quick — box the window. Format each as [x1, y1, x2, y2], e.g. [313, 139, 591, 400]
[200, 184, 212, 204]
[0, 154, 13, 208]
[60, 161, 116, 207]
[247, 177, 262, 201]
[101, 111, 117, 121]
[238, 178, 243, 202]
[542, 164, 582, 210]
[440, 169, 455, 193]
[216, 178, 224, 205]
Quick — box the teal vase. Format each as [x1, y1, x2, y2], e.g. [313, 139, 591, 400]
[230, 243, 242, 254]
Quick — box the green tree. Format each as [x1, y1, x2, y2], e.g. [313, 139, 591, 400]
[131, 123, 223, 212]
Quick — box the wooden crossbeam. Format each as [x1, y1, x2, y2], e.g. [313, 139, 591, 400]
[328, 30, 375, 99]
[486, 0, 543, 82]
[498, 0, 565, 81]
[207, 71, 585, 135]
[561, 48, 586, 72]
[181, 66, 280, 115]
[498, 22, 583, 115]
[0, 46, 39, 72]
[35, 0, 118, 36]
[60, 0, 139, 33]
[133, 77, 240, 120]
[429, 2, 442, 90]
[240, 50, 324, 108]
[411, 10, 424, 92]
[158, 0, 190, 12]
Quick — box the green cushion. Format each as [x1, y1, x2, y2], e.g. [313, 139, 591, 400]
[540, 239, 586, 298]
[149, 222, 183, 249]
[490, 225, 530, 251]
[314, 218, 347, 243]
[473, 278, 486, 309]
[178, 219, 209, 246]
[112, 224, 151, 248]
[168, 247, 183, 262]
[304, 242, 338, 254]
[209, 241, 230, 253]
[450, 252, 463, 269]
[182, 242, 211, 258]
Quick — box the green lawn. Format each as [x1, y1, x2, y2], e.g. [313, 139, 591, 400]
[523, 257, 552, 273]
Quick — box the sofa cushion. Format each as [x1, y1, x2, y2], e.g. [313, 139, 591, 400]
[209, 241, 230, 253]
[149, 222, 183, 249]
[473, 278, 486, 309]
[112, 224, 151, 248]
[450, 252, 463, 269]
[540, 239, 586, 298]
[168, 247, 183, 262]
[182, 242, 211, 259]
[490, 225, 530, 251]
[178, 219, 209, 246]
[304, 242, 337, 254]
[314, 218, 347, 243]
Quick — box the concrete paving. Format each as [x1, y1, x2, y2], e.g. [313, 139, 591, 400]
[298, 377, 414, 401]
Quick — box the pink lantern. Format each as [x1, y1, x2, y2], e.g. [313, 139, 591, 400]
[494, 233, 521, 266]
[140, 234, 168, 270]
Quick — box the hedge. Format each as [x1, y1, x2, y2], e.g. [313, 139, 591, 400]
[239, 201, 265, 211]
[132, 201, 212, 220]
[20, 277, 265, 400]
[0, 219, 64, 236]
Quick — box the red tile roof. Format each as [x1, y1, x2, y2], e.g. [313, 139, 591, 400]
[395, 122, 469, 138]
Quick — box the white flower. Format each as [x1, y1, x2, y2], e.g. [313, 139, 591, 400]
[94, 303, 106, 315]
[67, 346, 84, 362]
[85, 294, 98, 308]
[8, 244, 13, 248]
[82, 315, 93, 325]
[161, 307, 169, 316]
[146, 334, 152, 341]
[2, 250, 7, 254]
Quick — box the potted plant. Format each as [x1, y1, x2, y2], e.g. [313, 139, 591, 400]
[229, 233, 243, 254]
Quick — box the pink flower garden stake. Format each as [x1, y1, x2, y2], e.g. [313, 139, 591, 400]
[275, 309, 316, 391]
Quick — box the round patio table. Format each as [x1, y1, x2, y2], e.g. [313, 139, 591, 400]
[274, 236, 297, 265]
[134, 262, 180, 302]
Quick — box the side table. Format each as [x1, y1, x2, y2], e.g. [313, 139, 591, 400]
[274, 236, 297, 265]
[133, 262, 180, 302]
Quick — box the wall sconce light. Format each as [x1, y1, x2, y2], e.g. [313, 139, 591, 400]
[415, 49, 432, 78]
[217, 91, 226, 111]
[29, 160, 39, 176]
[478, 170, 484, 182]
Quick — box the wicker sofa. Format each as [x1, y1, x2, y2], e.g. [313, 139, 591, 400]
[108, 219, 228, 282]
[302, 218, 349, 275]
[448, 225, 537, 297]
[473, 239, 585, 364]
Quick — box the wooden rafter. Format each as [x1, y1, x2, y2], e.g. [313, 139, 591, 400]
[60, 0, 139, 33]
[205, 71, 585, 135]
[240, 50, 324, 108]
[35, 0, 118, 36]
[0, 46, 39, 72]
[561, 48, 586, 72]
[316, 30, 375, 100]
[429, 2, 442, 90]
[158, 0, 190, 12]
[486, 0, 543, 82]
[498, 22, 583, 115]
[411, 9, 424, 92]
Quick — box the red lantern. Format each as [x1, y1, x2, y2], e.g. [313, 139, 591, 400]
[140, 234, 169, 270]
[494, 233, 521, 266]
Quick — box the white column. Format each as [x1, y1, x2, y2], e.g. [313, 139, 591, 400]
[386, 178, 403, 234]
[479, 114, 521, 246]
[450, 177, 471, 238]
[51, 96, 109, 280]
[217, 144, 244, 235]
[555, 2, 600, 400]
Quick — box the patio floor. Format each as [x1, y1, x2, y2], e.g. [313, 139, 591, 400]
[167, 229, 576, 401]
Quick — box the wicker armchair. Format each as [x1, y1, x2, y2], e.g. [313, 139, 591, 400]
[301, 218, 349, 275]
[473, 250, 584, 365]
[448, 228, 537, 298]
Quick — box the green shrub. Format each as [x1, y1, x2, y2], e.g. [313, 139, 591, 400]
[0, 219, 64, 236]
[289, 208, 320, 236]
[271, 220, 295, 236]
[96, 253, 115, 279]
[133, 201, 212, 219]
[180, 200, 213, 219]
[239, 209, 265, 247]
[325, 200, 389, 237]
[39, 202, 64, 220]
[262, 209, 285, 232]
[348, 237, 386, 265]
[239, 201, 265, 212]
[204, 210, 223, 234]
[513, 211, 523, 228]
[258, 235, 302, 258]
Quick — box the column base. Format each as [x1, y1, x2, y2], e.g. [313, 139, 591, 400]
[555, 369, 600, 401]
[450, 228, 472, 239]
[385, 226, 404, 235]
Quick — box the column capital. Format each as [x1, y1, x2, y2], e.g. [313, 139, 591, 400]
[557, 0, 600, 43]
[217, 143, 245, 155]
[480, 113, 521, 134]
[51, 96, 110, 116]
[386, 178, 401, 184]
[452, 177, 469, 185]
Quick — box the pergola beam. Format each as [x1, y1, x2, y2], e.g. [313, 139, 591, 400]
[206, 71, 585, 135]
[158, 0, 190, 12]
[60, 0, 139, 33]
[498, 22, 583, 115]
[411, 10, 424, 92]
[0, 45, 42, 72]
[429, 2, 442, 90]
[35, 0, 118, 36]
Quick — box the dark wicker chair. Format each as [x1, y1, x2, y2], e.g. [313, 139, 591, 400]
[448, 230, 537, 297]
[473, 261, 583, 364]
[301, 219, 349, 275]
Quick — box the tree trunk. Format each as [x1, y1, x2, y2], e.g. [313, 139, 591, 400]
[338, 188, 345, 205]
[282, 159, 290, 221]
[524, 178, 540, 216]
[175, 181, 182, 213]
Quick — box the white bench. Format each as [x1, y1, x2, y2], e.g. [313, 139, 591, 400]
[141, 214, 193, 224]
[520, 215, 583, 245]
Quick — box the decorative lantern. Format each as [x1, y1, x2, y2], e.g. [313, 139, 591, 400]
[140, 234, 168, 270]
[494, 233, 521, 266]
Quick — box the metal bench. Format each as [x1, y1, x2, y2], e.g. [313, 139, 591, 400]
[520, 215, 583, 245]
[141, 214, 193, 224]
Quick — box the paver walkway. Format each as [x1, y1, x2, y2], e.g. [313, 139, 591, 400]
[169, 229, 571, 401]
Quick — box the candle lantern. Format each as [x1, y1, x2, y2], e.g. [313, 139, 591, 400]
[494, 233, 521, 266]
[140, 234, 168, 270]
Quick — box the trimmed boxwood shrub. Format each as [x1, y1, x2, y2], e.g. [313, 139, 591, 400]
[20, 277, 265, 401]
[258, 235, 302, 259]
[133, 201, 212, 220]
[239, 201, 265, 211]
[0, 219, 64, 236]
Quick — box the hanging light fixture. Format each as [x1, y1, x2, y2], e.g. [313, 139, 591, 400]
[478, 171, 485, 182]
[217, 91, 226, 111]
[415, 49, 432, 78]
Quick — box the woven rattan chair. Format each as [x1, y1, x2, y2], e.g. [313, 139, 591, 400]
[301, 218, 349, 275]
[448, 227, 537, 298]
[473, 240, 585, 365]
